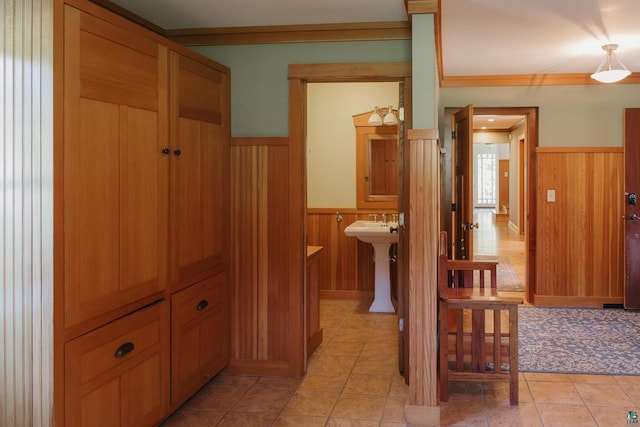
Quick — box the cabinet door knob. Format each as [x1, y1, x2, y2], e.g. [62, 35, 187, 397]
[161, 148, 170, 155]
[173, 149, 181, 156]
[196, 299, 209, 311]
[114, 342, 135, 358]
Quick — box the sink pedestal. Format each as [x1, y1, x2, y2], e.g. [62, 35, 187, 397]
[343, 220, 398, 314]
[369, 242, 395, 313]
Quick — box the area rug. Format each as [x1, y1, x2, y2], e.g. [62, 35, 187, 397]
[475, 255, 524, 292]
[518, 307, 640, 376]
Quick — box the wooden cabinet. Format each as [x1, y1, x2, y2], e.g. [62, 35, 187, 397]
[169, 52, 229, 291]
[65, 301, 169, 427]
[171, 273, 230, 405]
[62, 6, 169, 329]
[57, 3, 231, 425]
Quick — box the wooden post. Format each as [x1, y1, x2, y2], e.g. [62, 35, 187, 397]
[405, 129, 440, 426]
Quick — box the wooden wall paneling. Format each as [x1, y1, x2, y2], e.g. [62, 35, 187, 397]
[2, 1, 55, 425]
[288, 79, 307, 376]
[535, 149, 624, 306]
[405, 130, 440, 423]
[228, 139, 295, 375]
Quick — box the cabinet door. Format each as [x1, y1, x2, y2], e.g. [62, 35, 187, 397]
[65, 301, 169, 427]
[170, 52, 229, 290]
[171, 273, 230, 405]
[63, 7, 169, 328]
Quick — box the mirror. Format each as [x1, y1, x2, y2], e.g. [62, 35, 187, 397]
[353, 111, 398, 209]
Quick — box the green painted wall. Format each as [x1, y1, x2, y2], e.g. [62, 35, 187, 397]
[192, 41, 411, 137]
[440, 84, 640, 147]
[411, 14, 438, 130]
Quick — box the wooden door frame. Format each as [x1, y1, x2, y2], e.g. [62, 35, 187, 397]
[519, 137, 526, 235]
[443, 106, 538, 303]
[288, 62, 412, 376]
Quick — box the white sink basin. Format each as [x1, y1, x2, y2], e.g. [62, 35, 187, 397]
[344, 220, 399, 313]
[344, 220, 399, 244]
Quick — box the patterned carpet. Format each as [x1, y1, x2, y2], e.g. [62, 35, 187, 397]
[475, 255, 524, 292]
[519, 307, 640, 376]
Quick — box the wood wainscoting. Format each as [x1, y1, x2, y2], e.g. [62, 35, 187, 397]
[307, 209, 399, 300]
[535, 147, 624, 307]
[228, 137, 300, 376]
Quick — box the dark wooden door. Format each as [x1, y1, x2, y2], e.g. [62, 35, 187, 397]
[624, 108, 640, 309]
[397, 79, 411, 381]
[452, 105, 474, 259]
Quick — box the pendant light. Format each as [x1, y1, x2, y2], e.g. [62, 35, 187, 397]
[590, 44, 631, 83]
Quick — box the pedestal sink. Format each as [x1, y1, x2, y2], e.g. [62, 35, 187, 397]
[344, 220, 399, 313]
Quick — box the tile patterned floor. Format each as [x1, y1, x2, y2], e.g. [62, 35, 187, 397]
[162, 299, 640, 426]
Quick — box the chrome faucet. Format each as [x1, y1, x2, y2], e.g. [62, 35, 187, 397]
[381, 212, 387, 224]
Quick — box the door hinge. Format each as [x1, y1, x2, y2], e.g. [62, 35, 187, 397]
[451, 131, 456, 139]
[451, 203, 456, 212]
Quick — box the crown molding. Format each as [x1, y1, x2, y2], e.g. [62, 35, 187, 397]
[166, 21, 411, 45]
[441, 72, 640, 87]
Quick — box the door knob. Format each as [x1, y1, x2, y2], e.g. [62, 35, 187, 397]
[173, 149, 181, 156]
[628, 213, 639, 221]
[464, 222, 479, 230]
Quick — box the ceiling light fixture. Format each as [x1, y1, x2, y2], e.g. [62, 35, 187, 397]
[368, 106, 398, 126]
[590, 44, 631, 83]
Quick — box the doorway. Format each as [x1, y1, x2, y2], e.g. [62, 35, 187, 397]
[443, 106, 538, 302]
[289, 63, 413, 380]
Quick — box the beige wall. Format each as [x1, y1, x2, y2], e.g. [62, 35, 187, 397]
[307, 82, 399, 208]
[509, 123, 526, 227]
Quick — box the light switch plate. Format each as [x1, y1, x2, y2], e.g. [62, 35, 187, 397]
[547, 189, 556, 202]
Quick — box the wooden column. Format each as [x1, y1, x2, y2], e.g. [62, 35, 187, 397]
[405, 129, 440, 425]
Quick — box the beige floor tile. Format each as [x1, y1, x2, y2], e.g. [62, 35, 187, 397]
[274, 414, 328, 426]
[324, 340, 365, 356]
[253, 375, 301, 390]
[588, 405, 640, 426]
[331, 393, 386, 421]
[331, 329, 369, 343]
[574, 382, 634, 407]
[310, 354, 358, 374]
[484, 380, 533, 403]
[298, 371, 349, 392]
[352, 355, 397, 375]
[326, 418, 380, 427]
[380, 423, 405, 427]
[382, 394, 407, 422]
[443, 391, 486, 404]
[614, 376, 640, 405]
[448, 381, 484, 395]
[528, 381, 582, 405]
[484, 401, 542, 427]
[343, 373, 392, 395]
[523, 372, 572, 382]
[439, 399, 488, 426]
[281, 390, 339, 417]
[361, 342, 398, 357]
[231, 388, 293, 414]
[536, 403, 597, 427]
[183, 385, 246, 411]
[160, 408, 225, 426]
[389, 372, 409, 396]
[217, 411, 277, 426]
[209, 374, 258, 390]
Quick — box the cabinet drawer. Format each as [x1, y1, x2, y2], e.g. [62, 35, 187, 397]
[173, 273, 226, 326]
[65, 301, 169, 427]
[171, 273, 229, 405]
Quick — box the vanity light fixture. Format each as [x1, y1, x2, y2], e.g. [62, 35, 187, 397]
[590, 44, 631, 83]
[368, 106, 398, 126]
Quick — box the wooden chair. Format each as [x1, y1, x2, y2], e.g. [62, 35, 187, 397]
[438, 231, 523, 405]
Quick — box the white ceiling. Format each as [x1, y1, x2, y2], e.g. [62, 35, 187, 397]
[109, 0, 640, 77]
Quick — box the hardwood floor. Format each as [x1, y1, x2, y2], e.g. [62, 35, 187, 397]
[473, 207, 527, 301]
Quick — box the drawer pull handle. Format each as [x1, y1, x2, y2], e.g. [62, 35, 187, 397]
[196, 300, 209, 311]
[114, 342, 135, 358]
